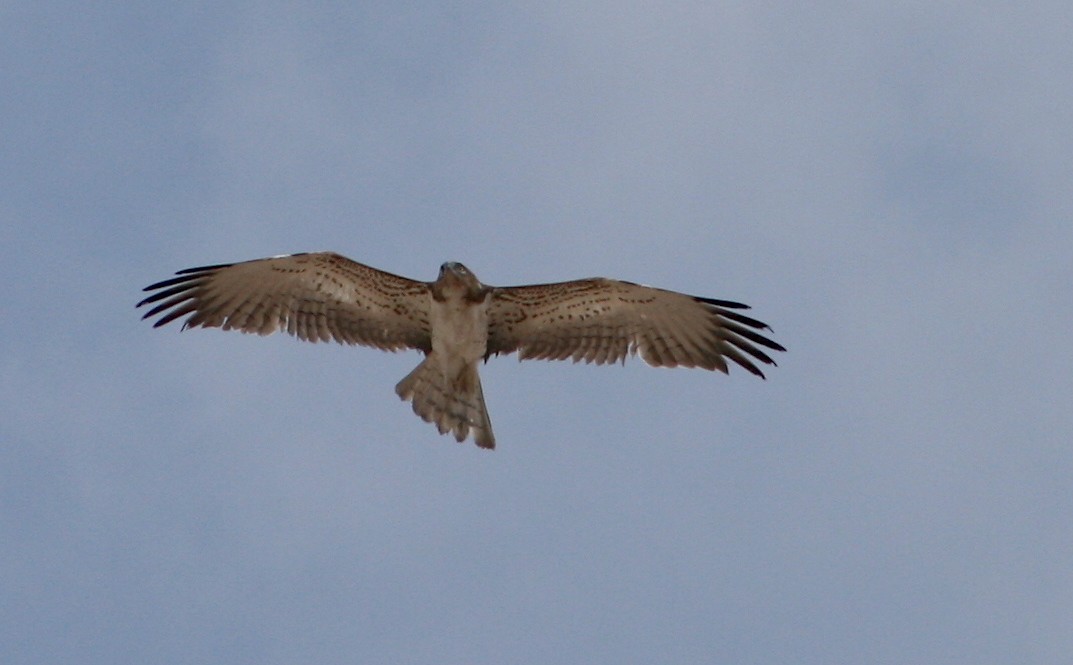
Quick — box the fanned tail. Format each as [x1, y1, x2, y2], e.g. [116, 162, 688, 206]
[395, 355, 495, 449]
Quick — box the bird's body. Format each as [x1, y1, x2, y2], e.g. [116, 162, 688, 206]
[138, 252, 785, 449]
[428, 263, 490, 369]
[397, 262, 494, 447]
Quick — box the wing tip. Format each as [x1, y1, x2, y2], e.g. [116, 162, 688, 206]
[174, 262, 235, 276]
[695, 295, 751, 310]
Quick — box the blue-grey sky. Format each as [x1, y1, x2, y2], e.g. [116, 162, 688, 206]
[3, 3, 1071, 664]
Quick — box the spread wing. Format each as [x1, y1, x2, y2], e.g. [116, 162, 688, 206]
[486, 278, 785, 377]
[138, 252, 432, 352]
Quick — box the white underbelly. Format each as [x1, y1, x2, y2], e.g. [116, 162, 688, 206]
[429, 296, 489, 365]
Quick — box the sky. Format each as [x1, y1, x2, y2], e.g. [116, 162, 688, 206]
[3, 2, 1072, 663]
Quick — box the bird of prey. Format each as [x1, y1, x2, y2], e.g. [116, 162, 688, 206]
[138, 252, 785, 449]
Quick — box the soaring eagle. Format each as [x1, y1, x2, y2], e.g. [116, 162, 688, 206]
[139, 252, 784, 449]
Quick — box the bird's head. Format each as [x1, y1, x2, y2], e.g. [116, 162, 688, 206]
[434, 261, 484, 300]
[439, 261, 470, 277]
